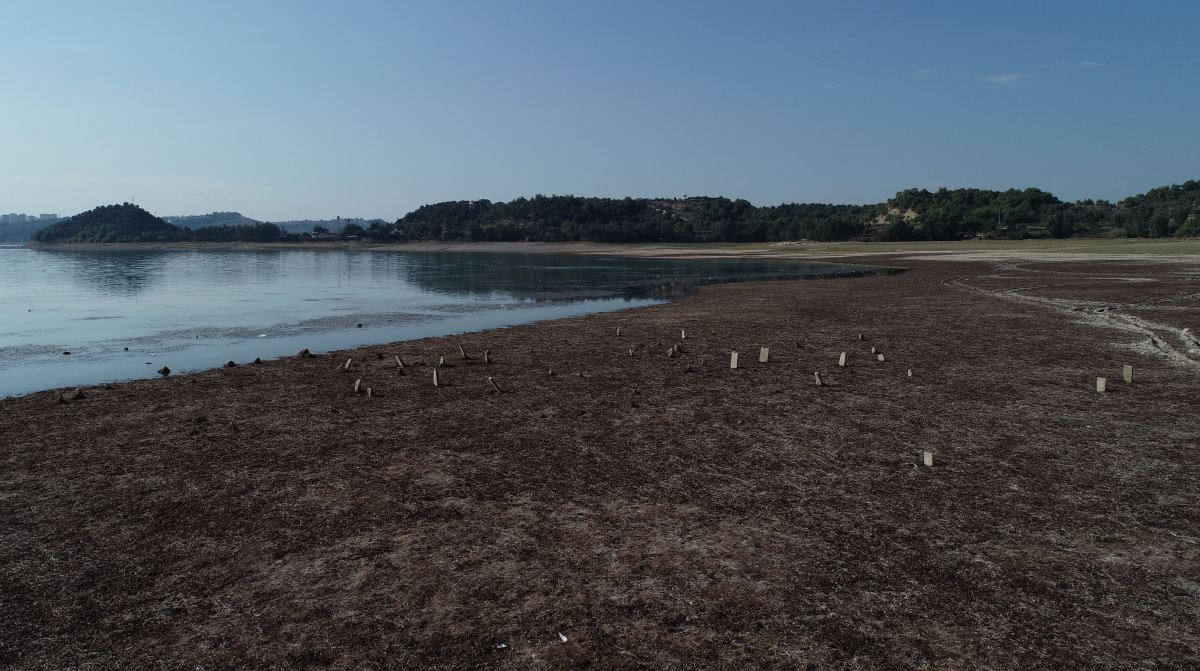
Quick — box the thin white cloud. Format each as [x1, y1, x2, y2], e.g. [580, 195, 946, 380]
[1035, 60, 1106, 69]
[984, 73, 1028, 85]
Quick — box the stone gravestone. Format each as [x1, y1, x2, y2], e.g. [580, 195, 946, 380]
[838, 352, 846, 367]
[759, 347, 769, 363]
[1096, 377, 1106, 393]
[1123, 365, 1133, 384]
[730, 352, 739, 369]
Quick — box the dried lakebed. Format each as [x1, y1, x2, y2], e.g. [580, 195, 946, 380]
[1, 258, 1197, 668]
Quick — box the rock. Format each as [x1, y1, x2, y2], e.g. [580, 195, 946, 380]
[296, 349, 313, 359]
[253, 358, 262, 365]
[69, 388, 86, 400]
[62, 351, 71, 356]
[157, 366, 171, 377]
[356, 323, 363, 328]
[224, 360, 237, 368]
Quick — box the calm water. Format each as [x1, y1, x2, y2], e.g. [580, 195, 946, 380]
[0, 247, 876, 397]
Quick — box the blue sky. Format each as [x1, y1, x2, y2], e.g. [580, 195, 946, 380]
[1, 0, 1197, 220]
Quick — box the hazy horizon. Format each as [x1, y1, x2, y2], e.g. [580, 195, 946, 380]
[2, 1, 1197, 220]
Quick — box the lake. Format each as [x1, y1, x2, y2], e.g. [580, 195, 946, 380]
[0, 247, 879, 397]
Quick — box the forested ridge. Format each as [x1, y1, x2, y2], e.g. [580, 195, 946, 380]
[27, 180, 1200, 244]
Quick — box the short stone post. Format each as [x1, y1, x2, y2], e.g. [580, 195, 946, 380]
[730, 352, 739, 369]
[838, 352, 846, 367]
[759, 347, 769, 363]
[923, 451, 934, 467]
[1122, 365, 1132, 384]
[1096, 377, 1106, 393]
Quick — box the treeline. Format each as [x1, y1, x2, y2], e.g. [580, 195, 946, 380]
[880, 180, 1200, 240]
[373, 195, 881, 243]
[28, 180, 1200, 245]
[366, 181, 1199, 244]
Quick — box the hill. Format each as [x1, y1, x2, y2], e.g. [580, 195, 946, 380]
[32, 204, 185, 243]
[0, 218, 62, 244]
[31, 204, 290, 243]
[163, 212, 261, 229]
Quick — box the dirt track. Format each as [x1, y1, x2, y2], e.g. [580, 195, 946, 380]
[2, 258, 1198, 669]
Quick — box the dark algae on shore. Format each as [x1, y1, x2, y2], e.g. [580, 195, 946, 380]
[1, 259, 1198, 669]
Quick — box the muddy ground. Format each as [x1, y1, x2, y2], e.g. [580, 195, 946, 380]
[1, 259, 1198, 670]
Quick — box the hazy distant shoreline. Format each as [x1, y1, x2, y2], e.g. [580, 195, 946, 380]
[21, 237, 1200, 261]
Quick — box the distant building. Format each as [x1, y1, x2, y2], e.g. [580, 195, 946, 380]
[39, 214, 57, 220]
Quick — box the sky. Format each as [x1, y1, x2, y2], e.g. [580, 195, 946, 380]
[1, 0, 1197, 220]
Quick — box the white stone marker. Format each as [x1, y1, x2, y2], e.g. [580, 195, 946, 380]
[1123, 365, 1133, 384]
[907, 369, 913, 378]
[923, 451, 934, 467]
[354, 379, 362, 394]
[870, 346, 877, 354]
[759, 347, 770, 363]
[814, 371, 824, 386]
[394, 355, 405, 368]
[730, 352, 739, 369]
[433, 368, 440, 386]
[681, 329, 686, 340]
[1096, 376, 1106, 393]
[343, 358, 353, 372]
[877, 353, 885, 362]
[616, 327, 622, 337]
[838, 352, 847, 367]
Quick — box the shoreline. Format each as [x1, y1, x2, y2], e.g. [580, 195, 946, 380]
[1, 260, 903, 400]
[21, 237, 1200, 261]
[2, 257, 1198, 667]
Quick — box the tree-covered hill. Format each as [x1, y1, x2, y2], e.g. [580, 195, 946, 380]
[381, 195, 880, 244]
[32, 204, 185, 243]
[31, 204, 290, 243]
